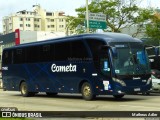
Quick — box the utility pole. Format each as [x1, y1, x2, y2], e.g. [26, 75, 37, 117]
[86, 0, 89, 33]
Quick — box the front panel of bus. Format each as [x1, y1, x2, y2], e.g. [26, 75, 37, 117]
[100, 42, 151, 95]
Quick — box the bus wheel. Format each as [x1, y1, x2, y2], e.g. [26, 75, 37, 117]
[46, 92, 58, 96]
[81, 82, 95, 100]
[20, 82, 34, 97]
[113, 95, 124, 99]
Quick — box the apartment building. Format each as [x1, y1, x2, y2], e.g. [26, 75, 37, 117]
[2, 5, 67, 34]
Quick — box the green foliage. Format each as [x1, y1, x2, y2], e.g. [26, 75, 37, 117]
[67, 0, 152, 35]
[145, 15, 160, 45]
[66, 15, 85, 35]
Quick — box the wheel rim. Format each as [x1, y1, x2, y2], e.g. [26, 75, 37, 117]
[21, 84, 27, 95]
[83, 85, 91, 97]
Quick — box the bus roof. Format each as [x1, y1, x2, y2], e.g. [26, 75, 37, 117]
[4, 32, 142, 50]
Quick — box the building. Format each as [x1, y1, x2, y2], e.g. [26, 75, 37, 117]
[2, 5, 67, 34]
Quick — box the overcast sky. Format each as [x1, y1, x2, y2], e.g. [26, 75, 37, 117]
[0, 0, 160, 33]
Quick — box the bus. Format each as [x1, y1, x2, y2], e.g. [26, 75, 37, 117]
[2, 33, 151, 100]
[146, 46, 160, 70]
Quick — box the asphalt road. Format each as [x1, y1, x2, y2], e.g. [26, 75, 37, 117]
[1, 89, 160, 111]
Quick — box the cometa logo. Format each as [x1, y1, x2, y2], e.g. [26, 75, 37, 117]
[51, 64, 77, 72]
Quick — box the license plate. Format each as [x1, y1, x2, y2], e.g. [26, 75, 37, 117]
[134, 88, 140, 91]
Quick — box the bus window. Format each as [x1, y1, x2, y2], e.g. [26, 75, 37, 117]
[71, 40, 89, 60]
[87, 39, 105, 69]
[55, 42, 71, 61]
[87, 39, 111, 76]
[2, 50, 12, 65]
[14, 49, 25, 64]
[40, 45, 53, 62]
[25, 46, 40, 63]
[99, 47, 111, 76]
[137, 51, 146, 65]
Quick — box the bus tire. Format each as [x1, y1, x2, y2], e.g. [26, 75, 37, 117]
[46, 92, 58, 96]
[81, 82, 95, 101]
[113, 95, 124, 99]
[20, 82, 34, 97]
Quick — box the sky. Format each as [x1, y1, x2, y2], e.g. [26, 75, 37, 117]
[0, 0, 160, 33]
[0, 0, 87, 32]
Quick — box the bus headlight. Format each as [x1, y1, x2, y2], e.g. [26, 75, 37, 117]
[112, 77, 126, 86]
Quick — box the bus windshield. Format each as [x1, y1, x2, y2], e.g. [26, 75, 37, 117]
[109, 42, 150, 76]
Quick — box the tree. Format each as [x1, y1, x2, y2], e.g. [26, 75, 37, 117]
[145, 11, 160, 46]
[67, 0, 152, 35]
[66, 16, 85, 35]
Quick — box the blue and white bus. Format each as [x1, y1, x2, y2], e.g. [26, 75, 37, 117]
[2, 33, 151, 100]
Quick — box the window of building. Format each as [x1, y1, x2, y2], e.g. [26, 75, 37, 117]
[26, 24, 31, 27]
[48, 25, 50, 28]
[46, 12, 52, 16]
[34, 18, 40, 22]
[51, 19, 54, 22]
[59, 25, 64, 28]
[26, 18, 30, 21]
[20, 18, 23, 21]
[47, 18, 50, 22]
[20, 24, 23, 27]
[51, 25, 54, 28]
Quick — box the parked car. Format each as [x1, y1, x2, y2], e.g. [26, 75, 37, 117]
[151, 69, 160, 79]
[142, 69, 160, 95]
[150, 73, 160, 93]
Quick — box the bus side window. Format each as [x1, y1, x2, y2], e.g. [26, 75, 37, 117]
[99, 48, 111, 76]
[71, 40, 89, 60]
[54, 42, 71, 61]
[40, 45, 52, 62]
[87, 39, 111, 77]
[87, 39, 105, 69]
[2, 50, 12, 65]
[14, 49, 25, 64]
[25, 46, 40, 63]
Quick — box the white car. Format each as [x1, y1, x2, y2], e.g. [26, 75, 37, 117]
[150, 75, 160, 93]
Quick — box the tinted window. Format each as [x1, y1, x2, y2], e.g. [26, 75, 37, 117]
[40, 45, 54, 62]
[14, 49, 25, 64]
[25, 46, 40, 63]
[55, 42, 71, 61]
[71, 40, 89, 59]
[87, 39, 105, 61]
[2, 50, 12, 65]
